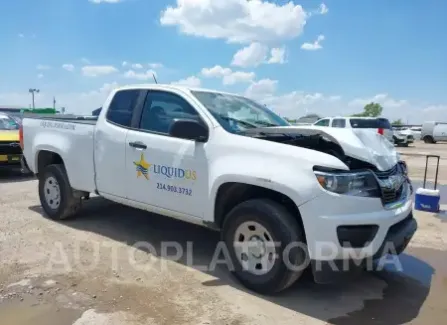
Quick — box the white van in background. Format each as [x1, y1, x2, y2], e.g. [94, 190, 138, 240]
[421, 121, 447, 143]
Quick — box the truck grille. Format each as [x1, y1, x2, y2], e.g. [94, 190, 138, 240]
[372, 164, 407, 206]
[0, 141, 22, 155]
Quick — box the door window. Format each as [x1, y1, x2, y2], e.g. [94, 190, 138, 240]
[331, 119, 346, 128]
[314, 119, 330, 126]
[106, 90, 141, 127]
[139, 91, 200, 134]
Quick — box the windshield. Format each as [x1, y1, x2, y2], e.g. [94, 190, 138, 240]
[0, 115, 20, 130]
[349, 118, 391, 129]
[191, 91, 290, 133]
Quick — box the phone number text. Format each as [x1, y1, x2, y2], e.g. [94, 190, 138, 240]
[156, 182, 192, 196]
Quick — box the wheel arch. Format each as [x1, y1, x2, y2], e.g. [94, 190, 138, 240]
[213, 182, 307, 243]
[36, 150, 64, 177]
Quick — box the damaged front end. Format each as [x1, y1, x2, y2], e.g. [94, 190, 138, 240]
[243, 126, 412, 208]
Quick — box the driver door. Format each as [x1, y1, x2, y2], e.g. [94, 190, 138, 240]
[125, 90, 210, 219]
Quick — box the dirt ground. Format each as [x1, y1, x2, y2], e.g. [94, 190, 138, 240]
[397, 141, 447, 184]
[0, 142, 446, 325]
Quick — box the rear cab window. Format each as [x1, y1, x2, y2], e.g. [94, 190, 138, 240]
[106, 89, 141, 127]
[331, 118, 346, 128]
[349, 118, 391, 129]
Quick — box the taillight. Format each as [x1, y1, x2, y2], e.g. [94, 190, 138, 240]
[19, 125, 24, 149]
[377, 128, 384, 135]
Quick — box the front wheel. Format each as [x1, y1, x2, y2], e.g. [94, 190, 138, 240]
[38, 164, 82, 220]
[222, 199, 308, 294]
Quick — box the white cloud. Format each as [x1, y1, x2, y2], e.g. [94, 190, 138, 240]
[36, 64, 51, 70]
[62, 64, 75, 72]
[37, 74, 44, 79]
[231, 43, 286, 67]
[231, 43, 268, 68]
[81, 65, 118, 77]
[267, 47, 286, 64]
[245, 79, 278, 98]
[329, 95, 342, 101]
[201, 65, 255, 85]
[81, 57, 91, 64]
[244, 84, 445, 123]
[123, 69, 157, 81]
[301, 34, 325, 51]
[223, 71, 255, 85]
[160, 0, 308, 44]
[149, 63, 164, 69]
[122, 62, 163, 70]
[171, 76, 201, 87]
[131, 63, 143, 69]
[319, 3, 328, 15]
[348, 93, 408, 109]
[201, 65, 232, 78]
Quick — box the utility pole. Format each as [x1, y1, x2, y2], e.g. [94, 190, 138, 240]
[29, 88, 40, 109]
[53, 96, 56, 110]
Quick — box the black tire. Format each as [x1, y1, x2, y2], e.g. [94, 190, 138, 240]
[222, 199, 308, 295]
[423, 136, 435, 144]
[38, 164, 82, 220]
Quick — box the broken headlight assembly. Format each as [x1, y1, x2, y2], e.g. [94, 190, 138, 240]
[313, 167, 381, 197]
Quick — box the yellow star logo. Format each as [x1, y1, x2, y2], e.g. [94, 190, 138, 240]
[133, 152, 151, 180]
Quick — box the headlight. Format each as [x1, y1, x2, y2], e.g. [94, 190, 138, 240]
[314, 168, 380, 197]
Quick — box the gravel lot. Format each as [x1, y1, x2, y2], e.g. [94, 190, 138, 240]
[0, 141, 446, 325]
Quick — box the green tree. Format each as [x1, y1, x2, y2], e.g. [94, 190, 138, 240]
[352, 102, 383, 117]
[392, 119, 403, 125]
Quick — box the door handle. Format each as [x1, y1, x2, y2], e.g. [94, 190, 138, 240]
[129, 141, 147, 149]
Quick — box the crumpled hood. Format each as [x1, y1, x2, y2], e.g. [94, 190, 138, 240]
[0, 130, 19, 141]
[274, 125, 399, 171]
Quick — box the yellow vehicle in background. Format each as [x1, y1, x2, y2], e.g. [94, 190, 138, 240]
[0, 113, 22, 169]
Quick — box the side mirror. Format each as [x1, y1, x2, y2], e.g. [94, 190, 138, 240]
[169, 118, 209, 142]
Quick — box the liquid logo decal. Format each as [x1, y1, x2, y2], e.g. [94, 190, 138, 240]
[134, 152, 151, 180]
[133, 153, 197, 181]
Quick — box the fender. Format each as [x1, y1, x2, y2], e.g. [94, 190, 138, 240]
[206, 153, 324, 222]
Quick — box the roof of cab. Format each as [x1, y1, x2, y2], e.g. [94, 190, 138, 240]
[115, 83, 241, 97]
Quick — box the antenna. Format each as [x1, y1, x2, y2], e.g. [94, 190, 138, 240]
[152, 73, 158, 84]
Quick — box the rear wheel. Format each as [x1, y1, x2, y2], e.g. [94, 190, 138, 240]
[38, 164, 82, 220]
[423, 136, 435, 144]
[222, 199, 308, 294]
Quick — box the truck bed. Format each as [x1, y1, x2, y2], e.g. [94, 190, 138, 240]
[22, 115, 97, 193]
[23, 114, 98, 125]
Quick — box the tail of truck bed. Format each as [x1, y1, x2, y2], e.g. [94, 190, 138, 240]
[21, 116, 98, 193]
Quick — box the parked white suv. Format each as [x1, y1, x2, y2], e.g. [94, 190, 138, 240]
[392, 127, 415, 147]
[313, 117, 394, 144]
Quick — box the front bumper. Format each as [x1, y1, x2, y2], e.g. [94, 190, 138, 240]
[298, 182, 416, 283]
[310, 211, 417, 283]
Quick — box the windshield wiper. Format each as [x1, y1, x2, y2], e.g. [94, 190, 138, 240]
[218, 116, 259, 128]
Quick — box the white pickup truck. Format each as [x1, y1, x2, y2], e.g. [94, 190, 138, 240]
[20, 84, 417, 294]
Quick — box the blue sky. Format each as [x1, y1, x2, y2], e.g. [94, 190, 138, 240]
[0, 0, 446, 122]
